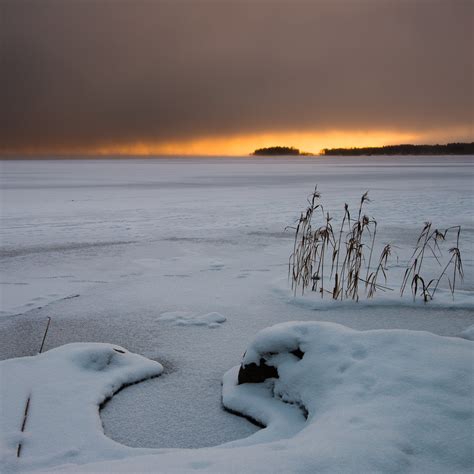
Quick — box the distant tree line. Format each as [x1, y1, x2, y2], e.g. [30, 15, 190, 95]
[252, 146, 302, 156]
[322, 142, 474, 156]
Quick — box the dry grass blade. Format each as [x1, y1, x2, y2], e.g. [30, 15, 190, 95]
[367, 244, 391, 298]
[401, 223, 463, 302]
[431, 246, 464, 299]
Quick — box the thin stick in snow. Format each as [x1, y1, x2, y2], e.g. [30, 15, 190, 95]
[39, 317, 52, 354]
[17, 317, 52, 458]
[16, 395, 31, 458]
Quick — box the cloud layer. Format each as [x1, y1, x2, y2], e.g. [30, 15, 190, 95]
[1, 0, 472, 154]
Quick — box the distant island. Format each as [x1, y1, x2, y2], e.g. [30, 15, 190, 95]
[252, 143, 474, 157]
[322, 142, 474, 156]
[252, 146, 313, 156]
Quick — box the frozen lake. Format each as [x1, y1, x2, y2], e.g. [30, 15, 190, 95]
[1, 156, 473, 449]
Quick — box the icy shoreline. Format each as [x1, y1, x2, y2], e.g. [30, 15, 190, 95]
[1, 322, 472, 473]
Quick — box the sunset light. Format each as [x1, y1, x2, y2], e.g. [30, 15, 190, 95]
[4, 126, 471, 157]
[92, 127, 473, 156]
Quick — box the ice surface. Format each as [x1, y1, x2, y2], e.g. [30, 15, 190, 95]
[1, 156, 473, 452]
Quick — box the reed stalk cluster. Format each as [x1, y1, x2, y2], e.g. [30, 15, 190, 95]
[289, 187, 463, 302]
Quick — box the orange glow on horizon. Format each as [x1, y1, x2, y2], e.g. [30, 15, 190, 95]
[91, 126, 472, 156]
[95, 130, 421, 156]
[2, 126, 471, 157]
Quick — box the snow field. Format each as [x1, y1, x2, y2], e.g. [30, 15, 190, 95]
[1, 156, 473, 465]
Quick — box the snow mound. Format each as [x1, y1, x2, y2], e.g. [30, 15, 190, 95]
[0, 343, 163, 472]
[459, 324, 474, 341]
[158, 311, 226, 328]
[222, 321, 474, 472]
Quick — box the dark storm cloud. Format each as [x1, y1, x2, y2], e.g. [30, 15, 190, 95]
[0, 0, 472, 151]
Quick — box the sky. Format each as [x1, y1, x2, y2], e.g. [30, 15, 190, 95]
[0, 0, 472, 156]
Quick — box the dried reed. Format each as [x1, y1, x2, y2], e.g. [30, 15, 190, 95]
[290, 188, 463, 303]
[401, 224, 464, 301]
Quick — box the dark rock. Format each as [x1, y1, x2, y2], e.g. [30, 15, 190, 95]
[237, 347, 305, 384]
[238, 358, 278, 384]
[291, 347, 304, 359]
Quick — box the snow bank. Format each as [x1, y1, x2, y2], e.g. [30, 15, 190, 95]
[222, 322, 474, 473]
[158, 311, 226, 328]
[2, 322, 471, 473]
[0, 343, 163, 472]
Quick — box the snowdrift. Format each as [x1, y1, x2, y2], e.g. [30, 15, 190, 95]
[1, 323, 472, 473]
[222, 322, 474, 472]
[0, 343, 163, 472]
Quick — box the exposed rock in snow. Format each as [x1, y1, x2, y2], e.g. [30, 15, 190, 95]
[237, 358, 279, 384]
[158, 311, 226, 328]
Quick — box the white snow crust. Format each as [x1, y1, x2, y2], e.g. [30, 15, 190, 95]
[158, 311, 226, 328]
[223, 322, 474, 473]
[0, 343, 163, 472]
[459, 324, 474, 341]
[1, 322, 472, 473]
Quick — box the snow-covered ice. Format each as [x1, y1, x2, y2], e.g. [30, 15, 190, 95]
[1, 156, 473, 467]
[158, 311, 226, 328]
[459, 323, 474, 341]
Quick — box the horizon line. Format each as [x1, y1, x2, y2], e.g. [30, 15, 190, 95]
[2, 143, 474, 159]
